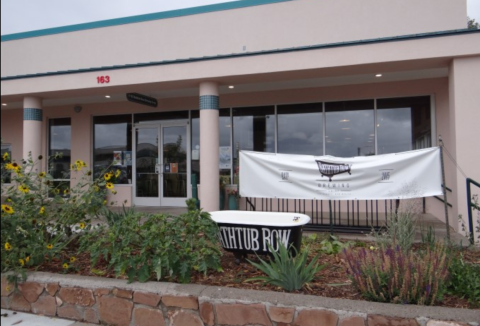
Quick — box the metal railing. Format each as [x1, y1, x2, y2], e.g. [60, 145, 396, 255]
[244, 197, 399, 234]
[466, 178, 480, 245]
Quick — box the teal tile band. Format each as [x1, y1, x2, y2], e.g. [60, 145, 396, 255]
[200, 95, 219, 110]
[24, 108, 43, 121]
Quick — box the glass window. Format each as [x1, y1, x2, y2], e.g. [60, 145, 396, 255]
[49, 118, 71, 196]
[325, 100, 375, 157]
[1, 144, 12, 183]
[277, 103, 323, 155]
[219, 109, 232, 181]
[377, 96, 431, 154]
[191, 111, 200, 185]
[93, 115, 132, 184]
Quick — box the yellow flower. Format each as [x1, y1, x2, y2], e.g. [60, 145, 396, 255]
[25, 256, 30, 263]
[46, 244, 53, 250]
[39, 206, 45, 214]
[106, 182, 114, 190]
[64, 189, 70, 195]
[38, 172, 46, 178]
[5, 163, 14, 170]
[115, 170, 121, 178]
[18, 185, 29, 193]
[1, 204, 14, 214]
[55, 189, 60, 195]
[75, 160, 83, 166]
[4, 242, 12, 251]
[2, 152, 9, 161]
[70, 256, 76, 263]
[63, 263, 69, 269]
[11, 162, 21, 173]
[103, 200, 107, 206]
[79, 222, 86, 230]
[6, 198, 12, 202]
[93, 186, 100, 192]
[104, 173, 111, 181]
[19, 259, 25, 266]
[112, 190, 117, 195]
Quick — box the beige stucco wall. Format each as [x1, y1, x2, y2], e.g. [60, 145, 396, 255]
[1, 0, 467, 78]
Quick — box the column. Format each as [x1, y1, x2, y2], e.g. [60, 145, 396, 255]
[199, 82, 220, 212]
[23, 97, 43, 163]
[448, 56, 480, 233]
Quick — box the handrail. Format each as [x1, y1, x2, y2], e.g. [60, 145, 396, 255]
[434, 196, 453, 207]
[466, 178, 479, 245]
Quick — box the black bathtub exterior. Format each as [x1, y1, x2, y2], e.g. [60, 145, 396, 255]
[216, 222, 304, 257]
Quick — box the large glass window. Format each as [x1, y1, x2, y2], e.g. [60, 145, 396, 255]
[377, 96, 431, 154]
[93, 115, 132, 184]
[325, 100, 375, 157]
[277, 103, 323, 155]
[49, 118, 71, 195]
[233, 106, 275, 180]
[1, 144, 12, 183]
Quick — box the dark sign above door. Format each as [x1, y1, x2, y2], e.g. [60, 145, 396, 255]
[126, 93, 158, 108]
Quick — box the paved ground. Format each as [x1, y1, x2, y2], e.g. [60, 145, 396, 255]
[1, 310, 94, 326]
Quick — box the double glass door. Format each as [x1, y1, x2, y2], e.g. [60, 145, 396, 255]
[133, 122, 189, 206]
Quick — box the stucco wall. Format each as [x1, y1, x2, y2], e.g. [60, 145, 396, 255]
[1, 0, 467, 77]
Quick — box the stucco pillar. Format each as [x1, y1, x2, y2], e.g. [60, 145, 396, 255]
[199, 82, 220, 212]
[23, 97, 43, 163]
[448, 56, 480, 234]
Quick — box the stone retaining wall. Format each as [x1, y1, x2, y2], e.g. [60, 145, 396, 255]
[1, 273, 478, 326]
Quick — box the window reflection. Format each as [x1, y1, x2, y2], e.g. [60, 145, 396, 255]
[377, 96, 431, 154]
[277, 103, 323, 155]
[93, 115, 132, 184]
[49, 118, 71, 197]
[325, 100, 375, 157]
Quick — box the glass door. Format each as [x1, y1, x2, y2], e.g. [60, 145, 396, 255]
[161, 124, 188, 206]
[133, 126, 160, 206]
[133, 122, 190, 207]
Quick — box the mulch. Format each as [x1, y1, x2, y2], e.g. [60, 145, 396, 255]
[32, 241, 479, 310]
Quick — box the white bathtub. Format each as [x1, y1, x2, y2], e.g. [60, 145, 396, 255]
[209, 211, 310, 258]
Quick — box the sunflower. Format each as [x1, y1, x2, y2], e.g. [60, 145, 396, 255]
[103, 200, 107, 206]
[46, 244, 53, 250]
[4, 243, 12, 251]
[11, 162, 21, 173]
[25, 256, 30, 263]
[75, 160, 83, 166]
[104, 173, 111, 181]
[63, 263, 69, 269]
[38, 172, 46, 178]
[93, 185, 100, 192]
[70, 256, 76, 263]
[2, 152, 9, 161]
[79, 222, 86, 230]
[64, 189, 70, 195]
[39, 206, 45, 214]
[18, 185, 29, 193]
[1, 204, 14, 214]
[19, 259, 25, 266]
[5, 163, 14, 170]
[115, 170, 121, 178]
[55, 189, 60, 195]
[106, 182, 114, 190]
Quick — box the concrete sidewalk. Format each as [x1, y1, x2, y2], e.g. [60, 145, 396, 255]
[1, 310, 94, 326]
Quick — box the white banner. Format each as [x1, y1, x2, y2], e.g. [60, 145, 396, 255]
[239, 148, 443, 200]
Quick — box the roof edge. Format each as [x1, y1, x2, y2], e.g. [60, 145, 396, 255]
[1, 28, 479, 81]
[1, 0, 293, 42]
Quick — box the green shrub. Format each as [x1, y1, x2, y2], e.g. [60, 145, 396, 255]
[246, 243, 325, 292]
[372, 210, 417, 252]
[78, 204, 222, 283]
[447, 251, 480, 307]
[1, 153, 111, 284]
[343, 242, 450, 305]
[319, 235, 352, 255]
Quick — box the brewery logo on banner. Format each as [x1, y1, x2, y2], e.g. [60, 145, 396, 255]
[315, 160, 353, 197]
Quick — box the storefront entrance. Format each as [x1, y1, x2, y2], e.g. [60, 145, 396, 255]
[133, 121, 190, 206]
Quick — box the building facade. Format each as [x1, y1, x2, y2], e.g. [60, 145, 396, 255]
[1, 0, 479, 233]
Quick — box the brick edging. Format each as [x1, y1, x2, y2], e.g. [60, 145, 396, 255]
[1, 272, 478, 326]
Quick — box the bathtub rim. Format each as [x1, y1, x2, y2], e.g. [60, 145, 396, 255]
[209, 210, 311, 227]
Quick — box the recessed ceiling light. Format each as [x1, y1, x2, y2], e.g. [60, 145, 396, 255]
[375, 74, 382, 77]
[340, 119, 350, 122]
[228, 86, 234, 89]
[1, 103, 7, 106]
[105, 95, 111, 98]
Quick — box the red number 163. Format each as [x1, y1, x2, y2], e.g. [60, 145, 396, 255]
[97, 76, 110, 84]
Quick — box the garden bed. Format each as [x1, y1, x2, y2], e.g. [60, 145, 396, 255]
[31, 236, 480, 310]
